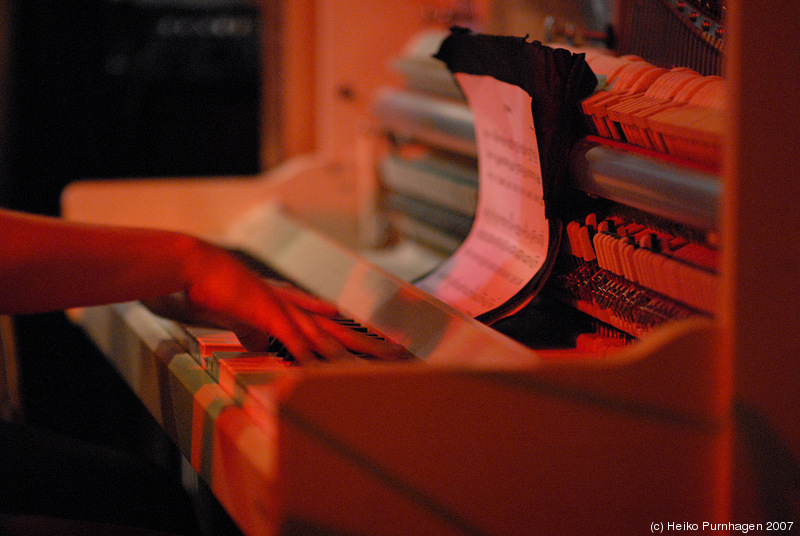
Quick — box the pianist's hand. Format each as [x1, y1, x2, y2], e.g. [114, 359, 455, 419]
[143, 241, 409, 365]
[0, 208, 406, 364]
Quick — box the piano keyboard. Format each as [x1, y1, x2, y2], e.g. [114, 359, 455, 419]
[176, 314, 394, 370]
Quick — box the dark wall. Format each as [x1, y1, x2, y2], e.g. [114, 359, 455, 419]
[4, 0, 261, 216]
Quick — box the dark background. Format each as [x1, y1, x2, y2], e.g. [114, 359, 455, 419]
[2, 2, 262, 532]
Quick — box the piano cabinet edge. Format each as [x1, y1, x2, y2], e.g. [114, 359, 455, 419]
[272, 327, 732, 536]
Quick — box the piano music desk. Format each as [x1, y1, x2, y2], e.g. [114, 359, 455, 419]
[63, 170, 731, 536]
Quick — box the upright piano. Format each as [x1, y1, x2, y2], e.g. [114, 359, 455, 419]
[61, 1, 800, 534]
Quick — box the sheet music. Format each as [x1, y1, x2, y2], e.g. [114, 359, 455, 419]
[416, 73, 549, 318]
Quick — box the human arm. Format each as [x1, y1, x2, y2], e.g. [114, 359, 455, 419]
[0, 208, 407, 363]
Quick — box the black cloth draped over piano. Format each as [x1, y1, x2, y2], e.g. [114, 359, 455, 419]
[434, 26, 598, 221]
[422, 27, 598, 323]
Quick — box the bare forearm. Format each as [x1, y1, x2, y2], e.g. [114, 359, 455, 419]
[0, 209, 198, 314]
[0, 208, 409, 363]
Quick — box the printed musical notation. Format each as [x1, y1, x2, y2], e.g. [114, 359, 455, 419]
[417, 73, 550, 319]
